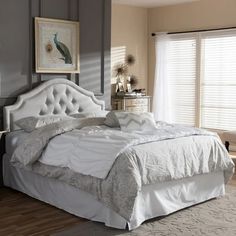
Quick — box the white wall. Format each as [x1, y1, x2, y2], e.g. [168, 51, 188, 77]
[148, 0, 236, 96]
[111, 4, 148, 94]
[112, 0, 236, 97]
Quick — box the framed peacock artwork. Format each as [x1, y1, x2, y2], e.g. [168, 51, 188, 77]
[35, 17, 80, 73]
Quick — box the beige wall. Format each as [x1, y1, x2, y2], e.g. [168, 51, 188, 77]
[148, 0, 236, 96]
[111, 4, 148, 94]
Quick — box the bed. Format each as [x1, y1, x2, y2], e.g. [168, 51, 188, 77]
[2, 79, 234, 230]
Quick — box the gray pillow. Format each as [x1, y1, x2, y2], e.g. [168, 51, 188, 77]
[115, 112, 157, 132]
[70, 110, 108, 119]
[104, 111, 120, 127]
[15, 115, 74, 132]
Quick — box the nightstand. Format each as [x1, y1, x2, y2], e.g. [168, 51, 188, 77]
[111, 96, 151, 112]
[0, 131, 7, 187]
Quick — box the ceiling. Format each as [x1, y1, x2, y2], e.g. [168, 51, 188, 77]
[112, 0, 199, 8]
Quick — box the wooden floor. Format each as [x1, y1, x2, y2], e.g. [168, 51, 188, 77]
[1, 176, 236, 236]
[0, 187, 87, 236]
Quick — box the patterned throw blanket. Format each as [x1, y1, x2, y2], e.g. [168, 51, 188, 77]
[11, 118, 235, 221]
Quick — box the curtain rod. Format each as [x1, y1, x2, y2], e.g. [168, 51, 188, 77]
[151, 26, 236, 36]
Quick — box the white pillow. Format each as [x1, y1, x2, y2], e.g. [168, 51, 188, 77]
[104, 111, 120, 127]
[15, 116, 74, 132]
[70, 110, 108, 119]
[115, 112, 157, 132]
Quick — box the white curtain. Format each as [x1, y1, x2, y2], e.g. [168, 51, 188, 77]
[152, 33, 172, 122]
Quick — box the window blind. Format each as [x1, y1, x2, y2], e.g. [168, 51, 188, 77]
[167, 37, 197, 126]
[201, 32, 236, 130]
[162, 30, 236, 130]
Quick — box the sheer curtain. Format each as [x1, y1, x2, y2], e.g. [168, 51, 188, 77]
[152, 33, 173, 122]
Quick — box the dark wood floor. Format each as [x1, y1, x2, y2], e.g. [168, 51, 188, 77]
[1, 176, 236, 236]
[0, 187, 87, 236]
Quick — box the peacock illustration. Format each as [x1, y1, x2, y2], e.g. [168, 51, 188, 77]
[53, 33, 72, 64]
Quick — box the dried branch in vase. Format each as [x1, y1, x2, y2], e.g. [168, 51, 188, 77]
[125, 54, 136, 66]
[112, 54, 138, 94]
[129, 75, 138, 89]
[113, 63, 128, 77]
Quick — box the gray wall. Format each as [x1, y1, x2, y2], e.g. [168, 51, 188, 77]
[0, 0, 111, 129]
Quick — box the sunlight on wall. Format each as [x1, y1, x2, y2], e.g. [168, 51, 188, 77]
[111, 46, 126, 84]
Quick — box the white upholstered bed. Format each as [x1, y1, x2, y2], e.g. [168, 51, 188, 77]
[2, 79, 234, 230]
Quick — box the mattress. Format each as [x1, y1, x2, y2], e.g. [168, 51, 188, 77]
[5, 130, 28, 156]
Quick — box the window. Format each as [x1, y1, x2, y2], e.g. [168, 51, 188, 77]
[201, 32, 236, 130]
[166, 30, 236, 130]
[167, 36, 197, 126]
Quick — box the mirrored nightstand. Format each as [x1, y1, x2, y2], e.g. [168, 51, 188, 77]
[111, 96, 151, 112]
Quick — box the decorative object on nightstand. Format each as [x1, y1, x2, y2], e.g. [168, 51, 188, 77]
[112, 53, 149, 111]
[113, 62, 128, 93]
[111, 95, 151, 112]
[113, 54, 137, 93]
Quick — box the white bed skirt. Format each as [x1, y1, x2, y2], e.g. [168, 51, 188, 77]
[2, 154, 225, 230]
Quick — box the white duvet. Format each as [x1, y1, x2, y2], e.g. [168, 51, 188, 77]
[38, 123, 233, 180]
[39, 126, 136, 178]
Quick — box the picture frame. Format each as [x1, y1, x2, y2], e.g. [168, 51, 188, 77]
[35, 17, 80, 73]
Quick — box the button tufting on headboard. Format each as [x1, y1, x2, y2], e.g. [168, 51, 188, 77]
[45, 98, 51, 106]
[72, 98, 77, 104]
[53, 107, 60, 115]
[3, 79, 105, 131]
[52, 89, 58, 97]
[39, 111, 46, 115]
[65, 88, 71, 96]
[59, 99, 65, 106]
[65, 107, 72, 114]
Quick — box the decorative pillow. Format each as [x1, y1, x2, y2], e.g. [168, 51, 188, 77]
[115, 112, 157, 132]
[70, 110, 108, 119]
[15, 115, 74, 132]
[104, 111, 120, 127]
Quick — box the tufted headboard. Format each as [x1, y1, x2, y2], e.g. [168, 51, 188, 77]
[4, 79, 105, 131]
